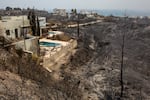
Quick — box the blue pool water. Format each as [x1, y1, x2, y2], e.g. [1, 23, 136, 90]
[49, 32, 55, 34]
[40, 42, 60, 47]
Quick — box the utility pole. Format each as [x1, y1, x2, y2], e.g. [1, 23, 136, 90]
[120, 10, 126, 98]
[23, 16, 26, 50]
[120, 30, 125, 97]
[77, 14, 80, 38]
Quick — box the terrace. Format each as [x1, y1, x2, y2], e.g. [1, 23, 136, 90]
[39, 31, 77, 70]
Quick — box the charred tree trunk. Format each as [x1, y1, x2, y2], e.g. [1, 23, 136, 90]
[28, 9, 36, 36]
[120, 28, 125, 98]
[36, 16, 40, 36]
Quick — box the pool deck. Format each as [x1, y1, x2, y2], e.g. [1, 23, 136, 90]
[40, 36, 77, 73]
[40, 38, 70, 58]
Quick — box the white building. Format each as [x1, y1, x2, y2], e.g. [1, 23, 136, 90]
[38, 17, 48, 35]
[80, 10, 96, 18]
[53, 8, 67, 16]
[0, 15, 47, 39]
[0, 15, 30, 39]
[39, 17, 46, 27]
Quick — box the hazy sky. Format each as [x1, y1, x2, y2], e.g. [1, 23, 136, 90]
[0, 0, 150, 11]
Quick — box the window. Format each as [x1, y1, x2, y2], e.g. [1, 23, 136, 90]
[15, 29, 18, 38]
[6, 30, 10, 35]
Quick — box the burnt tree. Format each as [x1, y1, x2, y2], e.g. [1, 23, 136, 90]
[28, 10, 36, 36]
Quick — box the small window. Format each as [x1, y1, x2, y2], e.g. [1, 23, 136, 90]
[6, 30, 10, 35]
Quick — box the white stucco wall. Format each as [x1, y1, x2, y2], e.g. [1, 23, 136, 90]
[0, 16, 47, 39]
[0, 16, 30, 39]
[39, 17, 46, 27]
[14, 37, 39, 55]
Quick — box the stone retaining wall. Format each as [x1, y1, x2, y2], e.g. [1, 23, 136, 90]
[43, 39, 77, 68]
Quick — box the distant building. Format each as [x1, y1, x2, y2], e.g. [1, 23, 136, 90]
[53, 8, 67, 16]
[80, 10, 97, 18]
[0, 8, 49, 17]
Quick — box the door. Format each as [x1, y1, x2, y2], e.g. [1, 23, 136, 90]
[15, 29, 18, 38]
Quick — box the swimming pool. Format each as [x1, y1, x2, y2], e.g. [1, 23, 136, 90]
[48, 32, 55, 34]
[40, 42, 60, 47]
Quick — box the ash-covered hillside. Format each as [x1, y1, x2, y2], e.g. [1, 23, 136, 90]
[0, 17, 150, 100]
[61, 17, 150, 99]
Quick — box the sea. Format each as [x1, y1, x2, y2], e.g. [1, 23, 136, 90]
[49, 9, 150, 17]
[94, 9, 150, 17]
